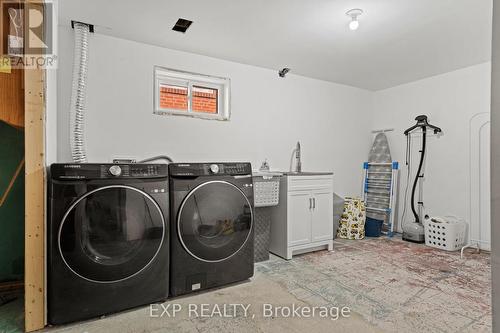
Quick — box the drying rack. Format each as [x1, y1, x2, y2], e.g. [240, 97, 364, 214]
[362, 162, 399, 237]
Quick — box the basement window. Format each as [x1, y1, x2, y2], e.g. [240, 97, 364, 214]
[154, 66, 230, 120]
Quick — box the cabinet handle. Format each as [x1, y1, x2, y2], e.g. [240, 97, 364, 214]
[313, 197, 316, 209]
[309, 198, 312, 209]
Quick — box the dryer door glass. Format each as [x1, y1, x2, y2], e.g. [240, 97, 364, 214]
[178, 181, 253, 262]
[59, 186, 165, 283]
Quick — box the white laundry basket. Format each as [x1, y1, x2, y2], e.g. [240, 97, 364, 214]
[253, 177, 280, 207]
[252, 173, 282, 262]
[424, 216, 467, 251]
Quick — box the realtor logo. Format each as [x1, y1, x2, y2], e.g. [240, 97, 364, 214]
[1, 0, 56, 68]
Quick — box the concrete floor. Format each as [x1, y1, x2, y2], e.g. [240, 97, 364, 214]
[0, 236, 492, 332]
[0, 296, 23, 333]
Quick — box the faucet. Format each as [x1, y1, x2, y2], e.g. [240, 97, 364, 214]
[289, 141, 302, 172]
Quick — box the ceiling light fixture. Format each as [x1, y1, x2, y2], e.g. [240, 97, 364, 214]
[346, 9, 363, 31]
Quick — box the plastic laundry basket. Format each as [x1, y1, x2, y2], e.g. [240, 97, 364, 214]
[424, 216, 467, 251]
[365, 217, 383, 237]
[252, 174, 281, 262]
[253, 177, 280, 207]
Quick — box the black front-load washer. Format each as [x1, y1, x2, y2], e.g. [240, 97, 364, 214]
[48, 163, 169, 325]
[169, 162, 254, 296]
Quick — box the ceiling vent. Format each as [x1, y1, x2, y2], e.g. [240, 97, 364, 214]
[172, 18, 193, 33]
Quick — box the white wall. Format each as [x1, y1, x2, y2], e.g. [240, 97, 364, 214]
[56, 26, 374, 196]
[45, 0, 58, 165]
[372, 62, 492, 248]
[55, 26, 492, 243]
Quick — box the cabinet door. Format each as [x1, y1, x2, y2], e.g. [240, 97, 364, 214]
[311, 190, 334, 242]
[288, 191, 312, 246]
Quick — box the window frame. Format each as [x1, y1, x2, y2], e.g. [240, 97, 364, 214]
[154, 66, 231, 121]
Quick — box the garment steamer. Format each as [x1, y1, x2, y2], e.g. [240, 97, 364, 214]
[402, 115, 442, 243]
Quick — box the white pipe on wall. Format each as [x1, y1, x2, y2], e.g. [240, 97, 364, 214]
[69, 22, 91, 163]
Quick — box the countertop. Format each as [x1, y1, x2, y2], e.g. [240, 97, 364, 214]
[282, 171, 334, 176]
[252, 171, 283, 177]
[252, 171, 334, 177]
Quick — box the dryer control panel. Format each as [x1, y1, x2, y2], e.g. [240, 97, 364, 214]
[169, 163, 252, 176]
[50, 163, 168, 180]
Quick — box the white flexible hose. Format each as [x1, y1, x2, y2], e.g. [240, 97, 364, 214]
[69, 22, 90, 163]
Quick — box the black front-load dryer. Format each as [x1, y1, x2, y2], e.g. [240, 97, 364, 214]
[48, 163, 169, 325]
[169, 163, 254, 296]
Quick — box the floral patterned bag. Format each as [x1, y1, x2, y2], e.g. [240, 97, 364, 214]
[337, 197, 366, 240]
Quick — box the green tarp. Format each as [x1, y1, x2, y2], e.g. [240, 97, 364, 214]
[0, 120, 24, 282]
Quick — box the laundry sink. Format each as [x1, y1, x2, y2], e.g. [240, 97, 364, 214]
[282, 171, 334, 176]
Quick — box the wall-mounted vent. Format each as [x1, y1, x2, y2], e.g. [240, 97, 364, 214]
[278, 68, 291, 78]
[172, 18, 193, 33]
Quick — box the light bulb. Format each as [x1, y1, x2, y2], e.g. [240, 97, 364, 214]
[349, 19, 359, 31]
[346, 9, 363, 31]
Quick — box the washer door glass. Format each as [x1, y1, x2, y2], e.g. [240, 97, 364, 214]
[59, 186, 165, 283]
[178, 181, 253, 262]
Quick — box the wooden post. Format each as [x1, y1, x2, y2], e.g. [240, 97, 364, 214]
[24, 0, 46, 330]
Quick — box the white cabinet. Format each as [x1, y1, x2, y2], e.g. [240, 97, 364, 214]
[311, 190, 334, 242]
[288, 191, 312, 246]
[269, 174, 334, 260]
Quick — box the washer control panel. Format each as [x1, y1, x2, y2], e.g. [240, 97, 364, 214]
[129, 164, 163, 177]
[169, 163, 252, 176]
[51, 163, 168, 180]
